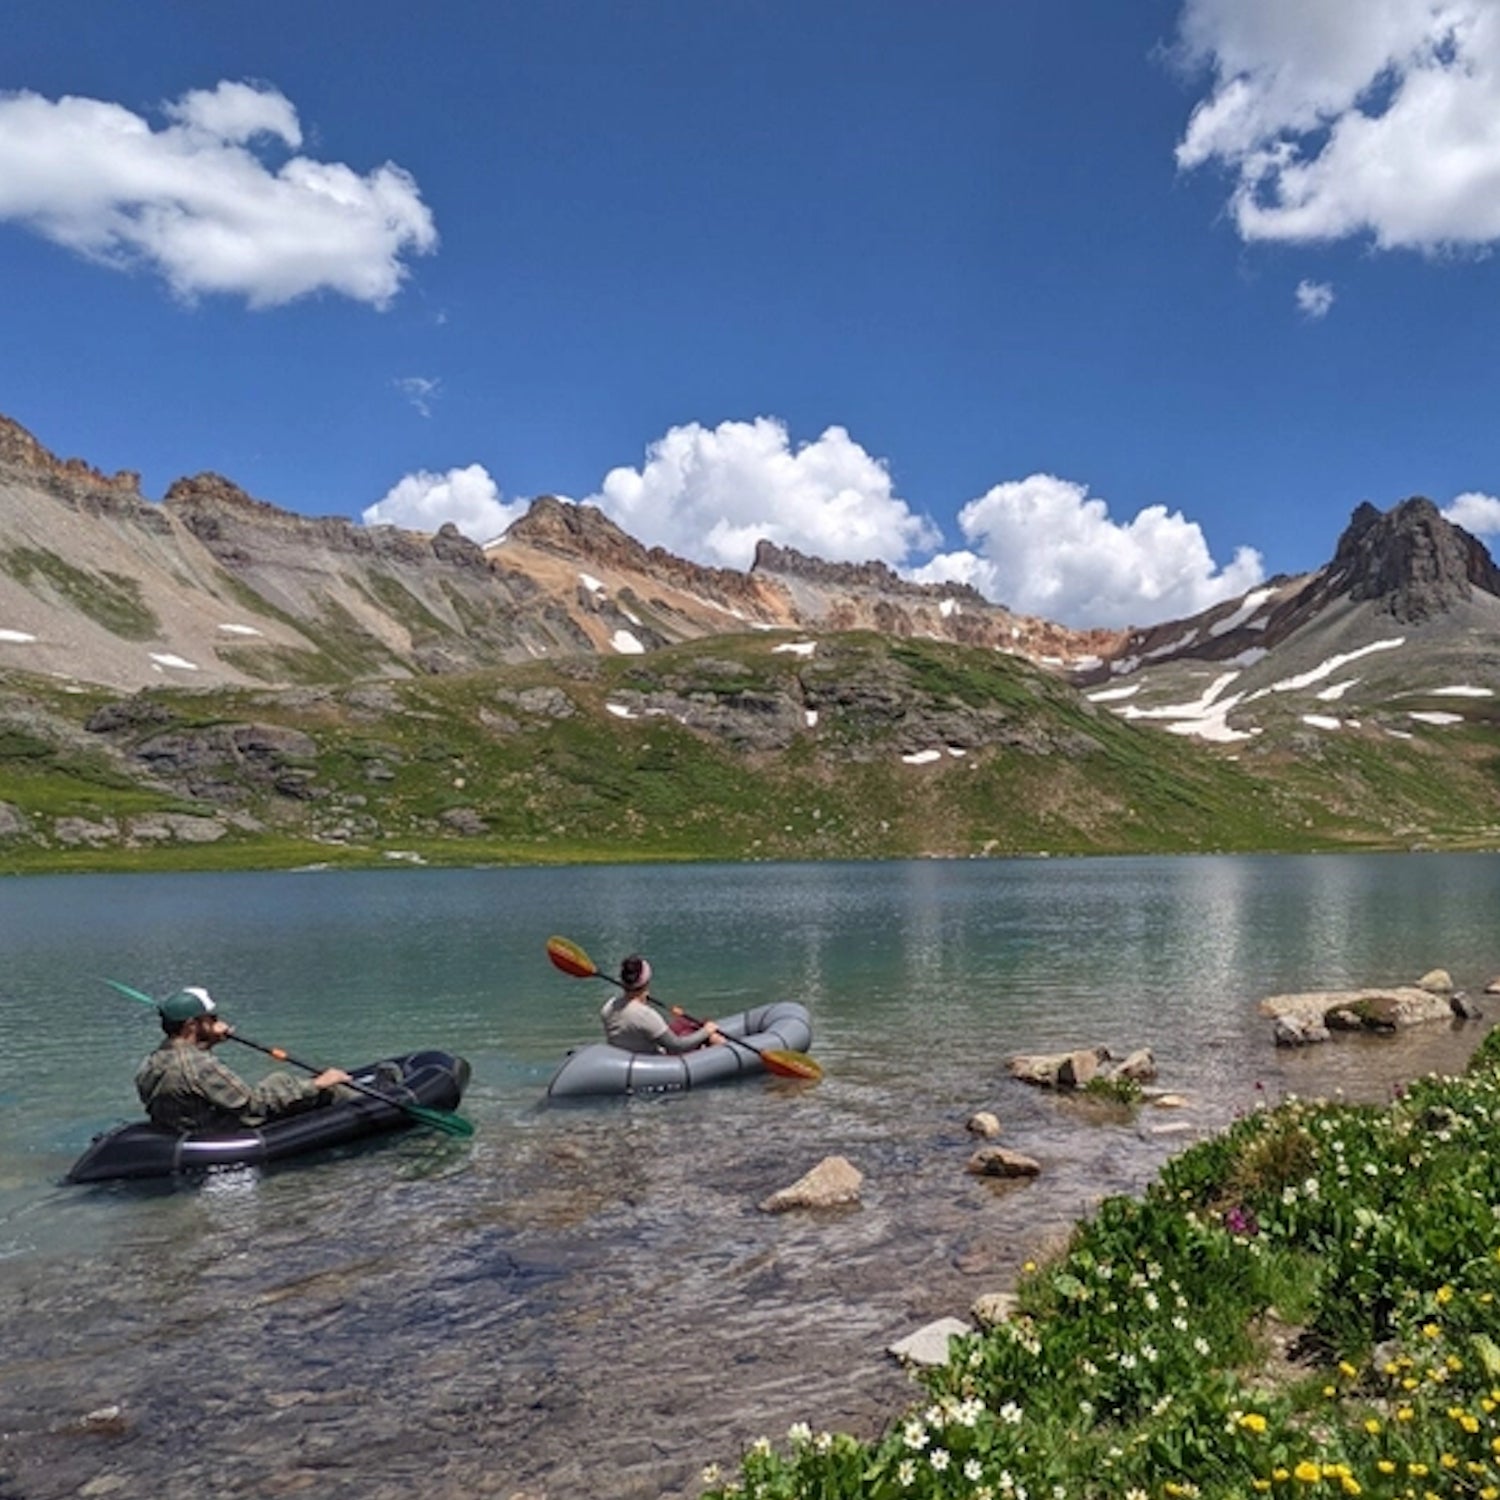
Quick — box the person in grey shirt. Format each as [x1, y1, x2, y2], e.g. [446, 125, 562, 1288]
[600, 955, 724, 1054]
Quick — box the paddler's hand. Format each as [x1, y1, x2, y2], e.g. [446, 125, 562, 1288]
[312, 1067, 352, 1090]
[670, 1005, 685, 1018]
[705, 1024, 725, 1047]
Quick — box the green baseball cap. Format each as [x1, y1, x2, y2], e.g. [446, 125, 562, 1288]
[159, 986, 217, 1023]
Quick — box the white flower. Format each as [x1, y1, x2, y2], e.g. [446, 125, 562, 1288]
[999, 1401, 1023, 1424]
[955, 1396, 984, 1427]
[786, 1422, 811, 1445]
[1194, 1336, 1211, 1356]
[749, 1437, 771, 1457]
[965, 1458, 985, 1481]
[701, 1463, 723, 1485]
[897, 1457, 916, 1487]
[930, 1448, 951, 1472]
[902, 1419, 929, 1450]
[813, 1431, 833, 1454]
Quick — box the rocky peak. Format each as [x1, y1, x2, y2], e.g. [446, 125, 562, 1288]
[503, 496, 781, 617]
[0, 413, 146, 511]
[504, 496, 649, 567]
[751, 539, 990, 606]
[1326, 496, 1500, 623]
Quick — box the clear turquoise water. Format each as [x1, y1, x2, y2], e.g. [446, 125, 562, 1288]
[1, 854, 1496, 1498]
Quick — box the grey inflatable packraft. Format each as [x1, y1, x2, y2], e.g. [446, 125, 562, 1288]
[546, 1000, 813, 1099]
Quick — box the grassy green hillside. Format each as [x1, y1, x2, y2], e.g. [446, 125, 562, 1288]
[0, 632, 1497, 874]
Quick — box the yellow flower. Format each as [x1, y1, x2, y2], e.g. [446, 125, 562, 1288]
[1482, 1488, 1500, 1500]
[1239, 1413, 1268, 1434]
[1293, 1460, 1322, 1484]
[1398, 1407, 1415, 1422]
[1339, 1360, 1358, 1378]
[1436, 1284, 1455, 1304]
[1422, 1323, 1441, 1340]
[1448, 1355, 1464, 1372]
[1409, 1462, 1430, 1477]
[1340, 1479, 1361, 1496]
[1324, 1385, 1337, 1398]
[1364, 1418, 1381, 1435]
[1252, 1483, 1270, 1493]
[1402, 1378, 1419, 1390]
[1273, 1468, 1290, 1482]
[1377, 1461, 1395, 1475]
[1442, 1455, 1459, 1470]
[1463, 1414, 1482, 1434]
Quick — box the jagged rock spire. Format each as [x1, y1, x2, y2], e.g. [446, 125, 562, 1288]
[1326, 496, 1500, 623]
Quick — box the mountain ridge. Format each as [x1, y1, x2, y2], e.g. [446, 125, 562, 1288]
[3, 411, 1500, 870]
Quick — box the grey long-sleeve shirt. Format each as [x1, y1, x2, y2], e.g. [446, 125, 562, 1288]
[600, 995, 714, 1054]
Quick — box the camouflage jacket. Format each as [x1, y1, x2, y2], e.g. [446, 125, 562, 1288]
[135, 1040, 322, 1133]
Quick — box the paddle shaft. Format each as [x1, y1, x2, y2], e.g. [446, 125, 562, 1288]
[101, 976, 472, 1136]
[224, 1032, 456, 1127]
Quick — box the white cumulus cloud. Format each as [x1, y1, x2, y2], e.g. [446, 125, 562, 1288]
[1295, 279, 1336, 317]
[1442, 490, 1500, 535]
[363, 465, 527, 544]
[0, 80, 437, 307]
[1175, 0, 1500, 253]
[587, 417, 940, 570]
[912, 473, 1265, 629]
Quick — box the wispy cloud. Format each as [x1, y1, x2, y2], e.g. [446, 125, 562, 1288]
[1176, 1, 1500, 254]
[0, 80, 437, 307]
[395, 376, 441, 418]
[1295, 279, 1335, 318]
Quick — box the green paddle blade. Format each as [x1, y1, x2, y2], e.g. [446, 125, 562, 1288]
[103, 977, 159, 1006]
[396, 1102, 475, 1137]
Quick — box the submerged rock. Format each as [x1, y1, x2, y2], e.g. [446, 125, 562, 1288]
[966, 1146, 1041, 1179]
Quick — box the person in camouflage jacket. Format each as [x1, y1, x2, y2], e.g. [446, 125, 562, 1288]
[135, 986, 350, 1133]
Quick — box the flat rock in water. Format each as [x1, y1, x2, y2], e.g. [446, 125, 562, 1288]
[966, 1110, 1001, 1137]
[1259, 987, 1454, 1030]
[888, 1316, 971, 1368]
[758, 1154, 862, 1212]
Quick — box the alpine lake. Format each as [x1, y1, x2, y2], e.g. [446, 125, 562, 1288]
[1, 852, 1498, 1499]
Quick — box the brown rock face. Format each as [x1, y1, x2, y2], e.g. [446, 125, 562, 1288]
[0, 413, 149, 516]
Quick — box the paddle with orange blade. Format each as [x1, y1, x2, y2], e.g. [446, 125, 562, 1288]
[545, 936, 823, 1082]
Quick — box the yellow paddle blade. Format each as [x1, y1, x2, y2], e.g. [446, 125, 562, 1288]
[760, 1048, 823, 1082]
[546, 935, 600, 980]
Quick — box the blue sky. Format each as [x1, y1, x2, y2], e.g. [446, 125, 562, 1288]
[4, 1, 1500, 628]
